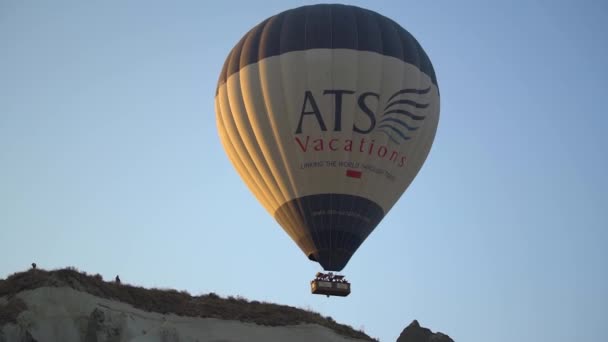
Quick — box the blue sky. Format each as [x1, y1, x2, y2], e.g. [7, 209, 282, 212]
[1, 1, 606, 341]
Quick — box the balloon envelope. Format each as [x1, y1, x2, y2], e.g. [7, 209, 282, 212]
[215, 4, 440, 271]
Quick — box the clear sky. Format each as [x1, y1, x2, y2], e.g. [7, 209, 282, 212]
[1, 1, 607, 341]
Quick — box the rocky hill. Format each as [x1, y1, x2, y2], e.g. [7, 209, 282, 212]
[0, 267, 452, 342]
[0, 267, 372, 341]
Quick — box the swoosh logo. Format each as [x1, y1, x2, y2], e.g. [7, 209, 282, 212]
[376, 86, 430, 144]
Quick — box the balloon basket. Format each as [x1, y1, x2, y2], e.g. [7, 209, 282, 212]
[310, 272, 351, 297]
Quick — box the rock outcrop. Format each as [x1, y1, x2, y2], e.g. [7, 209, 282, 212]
[397, 320, 454, 342]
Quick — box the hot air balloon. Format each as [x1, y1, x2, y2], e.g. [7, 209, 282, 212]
[215, 4, 439, 296]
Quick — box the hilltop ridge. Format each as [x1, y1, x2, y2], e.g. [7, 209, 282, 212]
[1, 267, 454, 341]
[0, 266, 375, 341]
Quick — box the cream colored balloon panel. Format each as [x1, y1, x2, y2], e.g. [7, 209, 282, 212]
[224, 76, 287, 208]
[239, 60, 315, 244]
[262, 50, 437, 213]
[218, 49, 439, 215]
[215, 96, 275, 214]
[238, 66, 297, 205]
[375, 63, 440, 214]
